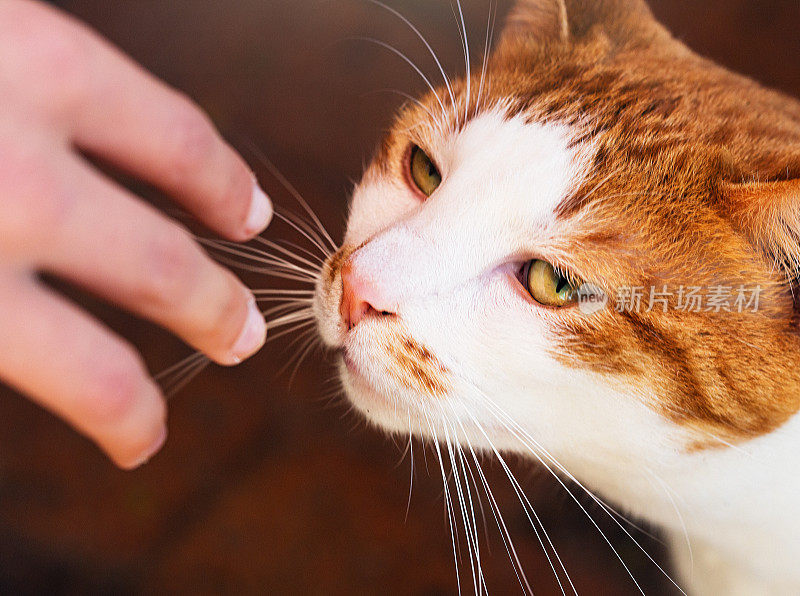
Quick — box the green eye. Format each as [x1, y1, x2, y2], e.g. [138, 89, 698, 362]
[526, 260, 579, 307]
[409, 145, 442, 197]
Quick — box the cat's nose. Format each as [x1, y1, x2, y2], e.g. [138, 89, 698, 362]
[340, 259, 396, 330]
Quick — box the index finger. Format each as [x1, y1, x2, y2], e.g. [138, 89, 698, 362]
[34, 2, 273, 241]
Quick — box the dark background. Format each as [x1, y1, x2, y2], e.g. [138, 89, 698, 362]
[0, 1, 797, 594]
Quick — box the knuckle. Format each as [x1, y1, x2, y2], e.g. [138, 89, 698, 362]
[163, 100, 217, 187]
[137, 225, 200, 311]
[0, 3, 89, 104]
[0, 144, 69, 248]
[83, 347, 147, 428]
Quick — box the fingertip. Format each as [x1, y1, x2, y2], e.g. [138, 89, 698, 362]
[117, 424, 168, 470]
[225, 298, 267, 365]
[243, 179, 273, 238]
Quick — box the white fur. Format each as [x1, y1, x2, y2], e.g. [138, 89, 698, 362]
[314, 109, 800, 594]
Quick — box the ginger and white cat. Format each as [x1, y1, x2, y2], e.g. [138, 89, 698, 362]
[313, 1, 800, 593]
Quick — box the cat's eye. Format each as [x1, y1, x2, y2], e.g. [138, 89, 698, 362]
[525, 260, 579, 307]
[408, 145, 442, 197]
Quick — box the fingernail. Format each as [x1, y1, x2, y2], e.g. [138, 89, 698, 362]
[231, 299, 267, 363]
[126, 425, 167, 470]
[245, 180, 273, 236]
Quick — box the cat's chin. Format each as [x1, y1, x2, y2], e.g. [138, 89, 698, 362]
[338, 357, 417, 435]
[337, 356, 522, 450]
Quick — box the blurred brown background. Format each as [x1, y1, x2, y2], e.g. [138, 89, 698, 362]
[0, 1, 797, 594]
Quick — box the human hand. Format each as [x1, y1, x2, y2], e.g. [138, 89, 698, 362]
[0, 0, 271, 468]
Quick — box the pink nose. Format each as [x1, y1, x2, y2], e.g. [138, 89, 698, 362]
[340, 259, 396, 330]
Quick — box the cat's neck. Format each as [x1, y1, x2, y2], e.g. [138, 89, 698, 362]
[566, 412, 800, 582]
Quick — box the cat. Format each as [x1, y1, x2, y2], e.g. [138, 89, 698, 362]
[313, 1, 800, 593]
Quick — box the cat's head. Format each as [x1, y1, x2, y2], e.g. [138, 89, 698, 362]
[314, 0, 800, 466]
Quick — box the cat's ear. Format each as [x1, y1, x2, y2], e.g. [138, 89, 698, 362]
[723, 178, 800, 278]
[502, 0, 570, 45]
[495, 0, 663, 50]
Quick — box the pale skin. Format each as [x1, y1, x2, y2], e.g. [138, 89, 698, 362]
[0, 0, 272, 469]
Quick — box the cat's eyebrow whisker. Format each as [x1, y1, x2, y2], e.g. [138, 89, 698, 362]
[364, 0, 458, 125]
[475, 0, 498, 114]
[352, 37, 450, 131]
[453, 0, 471, 123]
[362, 89, 442, 127]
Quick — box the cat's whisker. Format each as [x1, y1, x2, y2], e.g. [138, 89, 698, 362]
[479, 406, 644, 593]
[252, 289, 314, 296]
[163, 356, 211, 398]
[237, 236, 325, 272]
[201, 247, 318, 282]
[253, 236, 327, 268]
[199, 238, 319, 281]
[265, 318, 316, 344]
[262, 302, 312, 320]
[156, 352, 211, 398]
[241, 140, 338, 254]
[476, 395, 685, 594]
[155, 351, 206, 383]
[285, 329, 322, 384]
[275, 207, 333, 258]
[463, 434, 535, 594]
[273, 211, 334, 261]
[255, 296, 313, 305]
[404, 418, 415, 523]
[644, 467, 694, 573]
[365, 0, 457, 126]
[455, 410, 573, 595]
[425, 414, 464, 594]
[455, 434, 490, 594]
[443, 422, 484, 594]
[210, 253, 318, 284]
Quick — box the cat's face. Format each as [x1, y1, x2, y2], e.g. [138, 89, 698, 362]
[314, 0, 800, 467]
